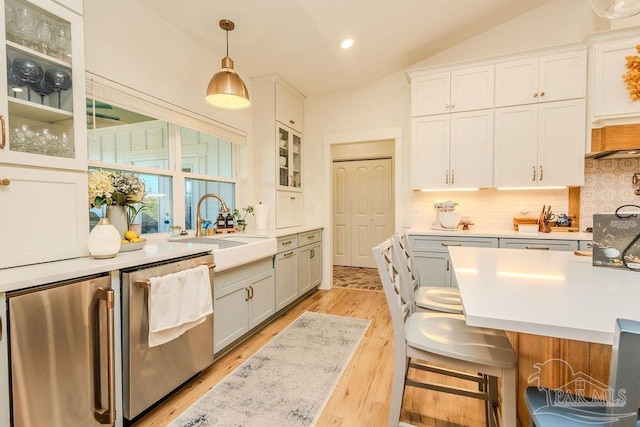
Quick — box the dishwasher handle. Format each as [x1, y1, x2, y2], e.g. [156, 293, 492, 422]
[93, 287, 116, 424]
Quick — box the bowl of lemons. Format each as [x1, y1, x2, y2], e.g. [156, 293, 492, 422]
[119, 230, 146, 252]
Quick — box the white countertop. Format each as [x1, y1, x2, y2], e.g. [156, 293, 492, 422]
[0, 226, 324, 294]
[409, 227, 593, 241]
[448, 246, 640, 345]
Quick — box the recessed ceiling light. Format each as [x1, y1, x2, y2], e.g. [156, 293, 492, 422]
[340, 38, 354, 49]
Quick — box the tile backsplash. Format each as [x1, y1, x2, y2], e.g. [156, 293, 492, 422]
[405, 188, 569, 230]
[580, 157, 640, 229]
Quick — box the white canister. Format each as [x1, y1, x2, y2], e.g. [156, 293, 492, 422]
[255, 202, 268, 230]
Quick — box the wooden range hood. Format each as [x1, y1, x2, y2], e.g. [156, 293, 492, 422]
[589, 124, 640, 158]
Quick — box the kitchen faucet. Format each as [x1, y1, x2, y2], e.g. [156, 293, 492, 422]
[195, 193, 230, 237]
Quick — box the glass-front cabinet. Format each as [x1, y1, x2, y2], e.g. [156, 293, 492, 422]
[277, 124, 301, 190]
[0, 0, 85, 171]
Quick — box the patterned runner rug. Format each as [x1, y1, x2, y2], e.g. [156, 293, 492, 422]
[169, 311, 371, 427]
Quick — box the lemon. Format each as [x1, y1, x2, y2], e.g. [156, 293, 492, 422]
[121, 239, 129, 244]
[131, 237, 144, 243]
[124, 230, 138, 241]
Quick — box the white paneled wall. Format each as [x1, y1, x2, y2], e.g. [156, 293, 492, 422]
[404, 188, 569, 230]
[580, 157, 640, 229]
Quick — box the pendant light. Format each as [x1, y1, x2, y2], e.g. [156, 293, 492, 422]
[591, 0, 640, 19]
[205, 19, 251, 110]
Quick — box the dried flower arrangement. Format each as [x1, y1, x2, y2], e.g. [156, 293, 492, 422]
[622, 45, 640, 101]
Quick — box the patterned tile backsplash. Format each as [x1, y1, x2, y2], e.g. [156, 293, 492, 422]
[403, 158, 640, 231]
[580, 157, 640, 229]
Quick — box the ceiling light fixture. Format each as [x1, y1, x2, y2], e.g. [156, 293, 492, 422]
[205, 19, 251, 110]
[591, 0, 640, 19]
[340, 38, 354, 49]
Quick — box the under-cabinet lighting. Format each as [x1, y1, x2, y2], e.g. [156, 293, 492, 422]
[420, 188, 479, 192]
[497, 186, 566, 191]
[12, 87, 23, 93]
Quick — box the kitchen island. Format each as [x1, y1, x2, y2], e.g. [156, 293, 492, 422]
[448, 246, 639, 426]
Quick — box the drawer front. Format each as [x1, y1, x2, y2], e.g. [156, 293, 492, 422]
[499, 238, 578, 251]
[579, 240, 594, 251]
[277, 235, 298, 252]
[299, 229, 321, 246]
[410, 236, 499, 253]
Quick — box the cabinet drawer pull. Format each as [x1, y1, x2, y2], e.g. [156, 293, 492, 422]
[283, 251, 295, 257]
[245, 287, 251, 301]
[307, 235, 315, 239]
[281, 240, 293, 246]
[0, 114, 5, 149]
[290, 197, 296, 200]
[445, 170, 449, 184]
[441, 243, 462, 247]
[525, 246, 550, 250]
[0, 178, 10, 186]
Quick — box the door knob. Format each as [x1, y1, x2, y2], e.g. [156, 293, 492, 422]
[0, 178, 10, 186]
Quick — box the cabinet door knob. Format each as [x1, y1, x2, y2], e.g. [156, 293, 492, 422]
[533, 92, 538, 98]
[540, 91, 545, 97]
[289, 119, 295, 125]
[0, 178, 10, 186]
[0, 114, 5, 149]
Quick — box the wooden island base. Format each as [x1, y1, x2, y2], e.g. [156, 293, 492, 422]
[507, 332, 612, 426]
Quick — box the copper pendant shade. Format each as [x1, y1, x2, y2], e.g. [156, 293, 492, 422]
[205, 19, 250, 110]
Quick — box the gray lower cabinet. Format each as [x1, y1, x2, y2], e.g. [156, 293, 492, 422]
[275, 234, 299, 311]
[275, 229, 323, 311]
[298, 230, 322, 294]
[410, 235, 499, 288]
[499, 238, 578, 251]
[214, 258, 275, 354]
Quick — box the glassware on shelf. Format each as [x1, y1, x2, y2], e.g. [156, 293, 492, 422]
[12, 57, 43, 101]
[44, 68, 72, 109]
[36, 16, 52, 56]
[50, 21, 70, 59]
[9, 117, 74, 158]
[29, 78, 53, 104]
[7, 68, 25, 97]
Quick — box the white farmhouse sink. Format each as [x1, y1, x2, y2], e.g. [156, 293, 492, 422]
[169, 235, 277, 272]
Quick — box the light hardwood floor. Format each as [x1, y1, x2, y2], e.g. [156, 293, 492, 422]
[132, 288, 485, 427]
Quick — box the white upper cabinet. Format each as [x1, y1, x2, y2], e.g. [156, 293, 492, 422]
[0, 0, 86, 171]
[592, 37, 640, 121]
[410, 65, 494, 116]
[412, 110, 493, 190]
[495, 50, 586, 107]
[494, 99, 585, 188]
[275, 83, 304, 133]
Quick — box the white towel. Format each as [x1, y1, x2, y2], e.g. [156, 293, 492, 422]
[147, 265, 213, 348]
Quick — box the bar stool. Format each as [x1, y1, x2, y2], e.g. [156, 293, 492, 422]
[391, 230, 463, 314]
[373, 238, 517, 427]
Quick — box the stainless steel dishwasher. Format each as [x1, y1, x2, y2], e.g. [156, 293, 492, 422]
[122, 253, 215, 421]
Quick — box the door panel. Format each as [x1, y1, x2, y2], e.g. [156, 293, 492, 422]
[332, 163, 350, 266]
[332, 158, 394, 268]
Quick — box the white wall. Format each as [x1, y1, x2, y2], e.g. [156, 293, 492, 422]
[304, 0, 600, 233]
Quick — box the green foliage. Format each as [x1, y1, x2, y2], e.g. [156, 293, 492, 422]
[232, 205, 255, 222]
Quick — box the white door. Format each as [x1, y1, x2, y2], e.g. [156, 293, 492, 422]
[332, 158, 394, 268]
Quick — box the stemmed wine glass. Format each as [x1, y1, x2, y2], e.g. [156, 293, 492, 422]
[44, 68, 72, 109]
[29, 78, 53, 104]
[7, 68, 25, 97]
[12, 57, 43, 102]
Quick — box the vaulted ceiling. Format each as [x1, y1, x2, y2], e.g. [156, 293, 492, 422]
[136, 0, 553, 97]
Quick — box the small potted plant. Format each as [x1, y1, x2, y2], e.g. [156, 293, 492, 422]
[232, 205, 254, 230]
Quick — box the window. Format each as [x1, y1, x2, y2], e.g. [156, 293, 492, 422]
[87, 96, 239, 234]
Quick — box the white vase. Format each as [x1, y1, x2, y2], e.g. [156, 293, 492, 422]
[106, 205, 129, 239]
[88, 218, 122, 258]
